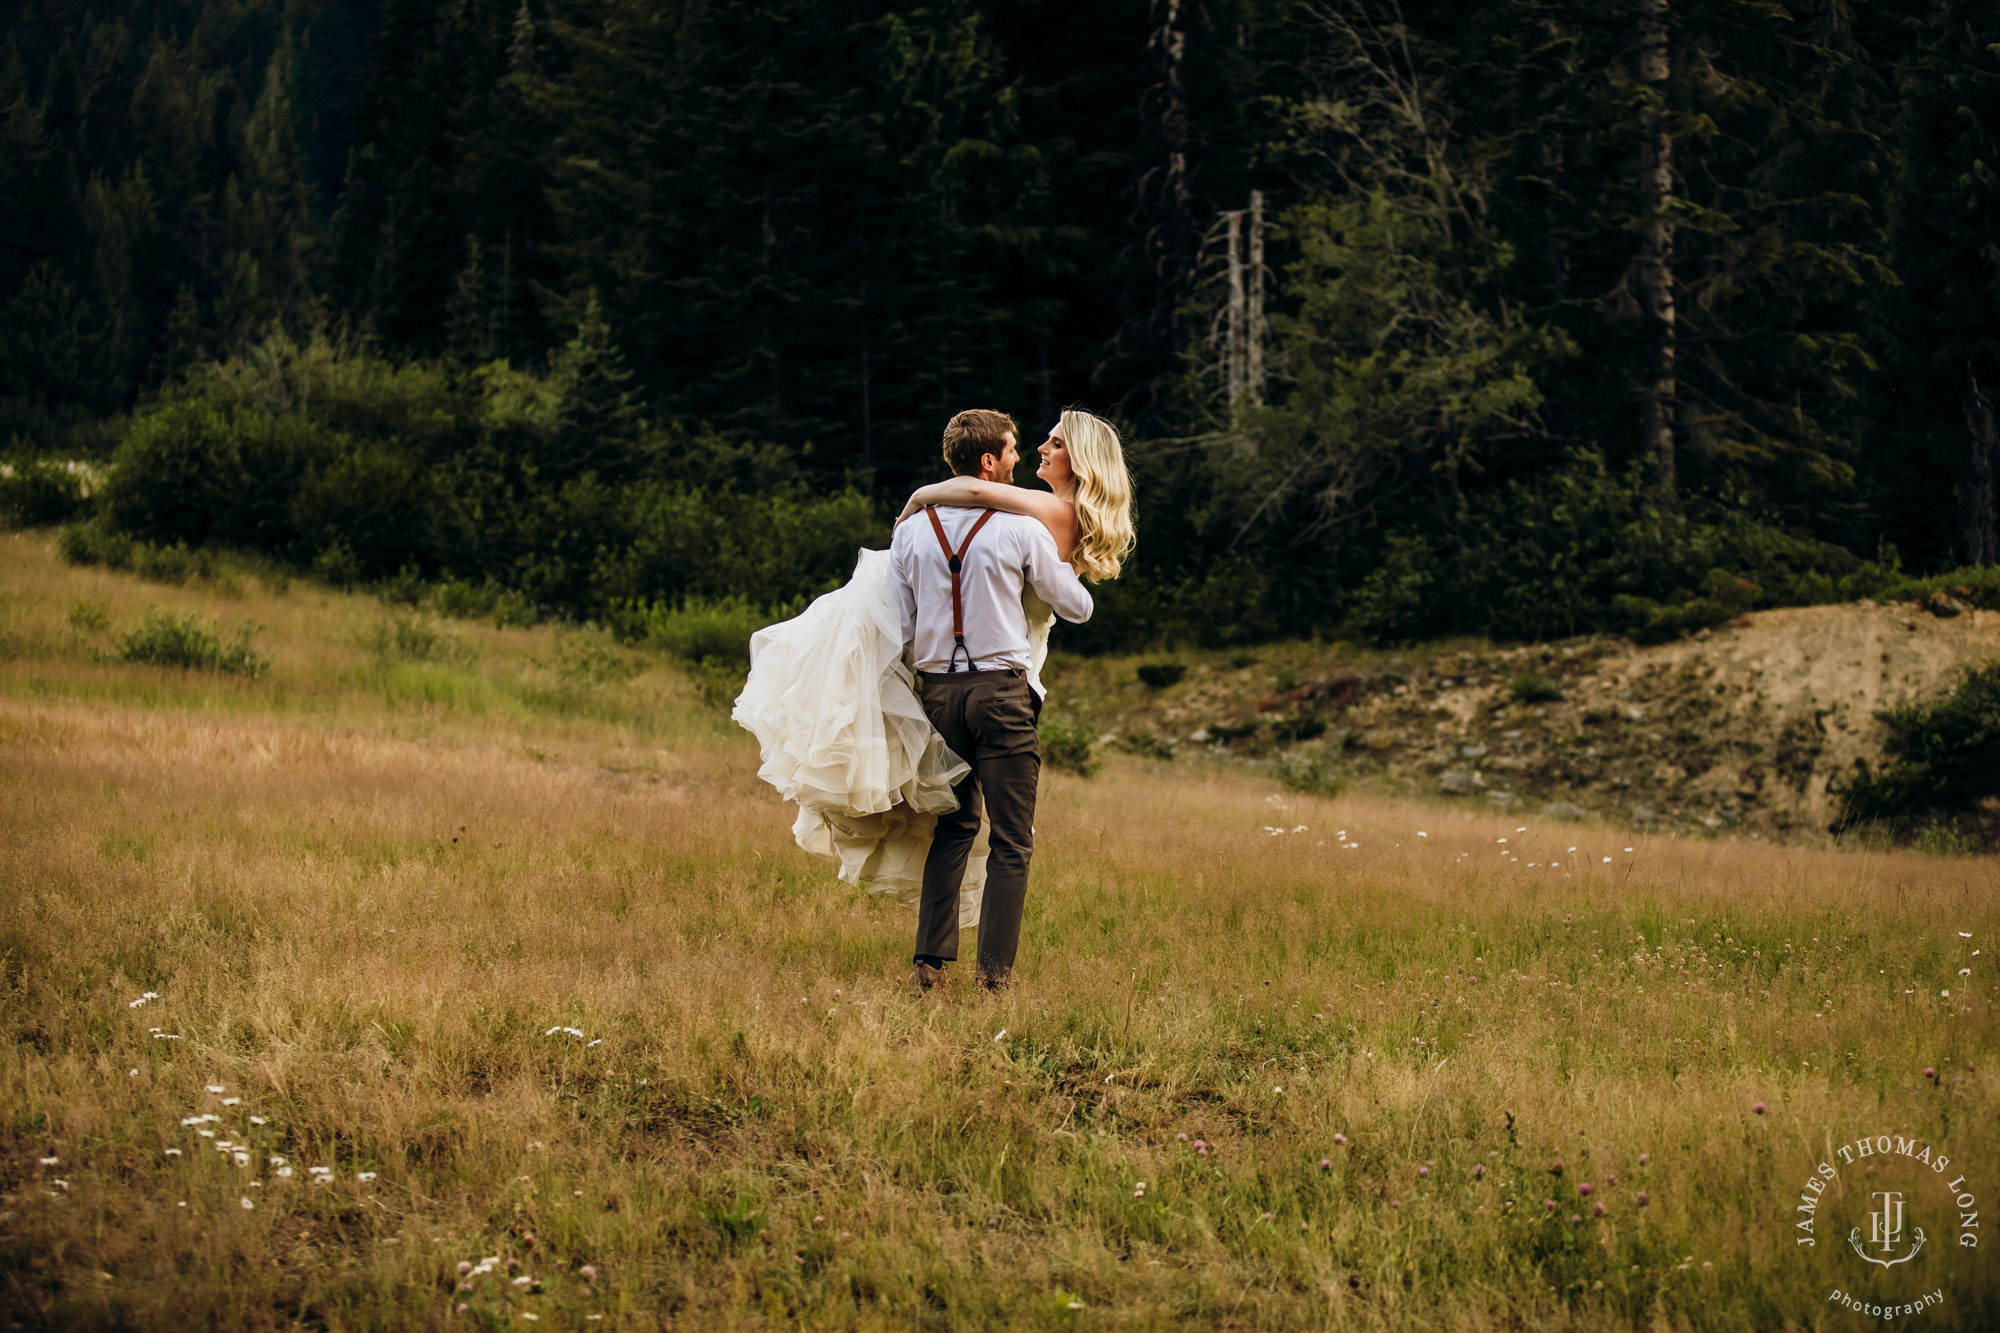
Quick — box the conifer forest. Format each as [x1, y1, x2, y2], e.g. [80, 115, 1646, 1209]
[3, 0, 1999, 646]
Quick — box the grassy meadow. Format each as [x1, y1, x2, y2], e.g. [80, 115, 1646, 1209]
[1, 526, 1995, 1330]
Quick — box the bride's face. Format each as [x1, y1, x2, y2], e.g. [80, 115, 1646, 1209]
[1036, 426, 1074, 487]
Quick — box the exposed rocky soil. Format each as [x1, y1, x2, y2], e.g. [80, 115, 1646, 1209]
[1045, 598, 2000, 843]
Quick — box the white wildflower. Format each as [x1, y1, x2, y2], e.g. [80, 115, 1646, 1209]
[994, 1029, 1007, 1042]
[249, 1116, 267, 1125]
[206, 1085, 225, 1094]
[357, 1171, 377, 1182]
[240, 1196, 255, 1210]
[38, 1156, 58, 1166]
[221, 1097, 241, 1106]
[275, 1167, 293, 1178]
[164, 1148, 182, 1157]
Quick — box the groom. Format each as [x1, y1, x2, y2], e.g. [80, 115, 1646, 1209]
[889, 408, 1094, 993]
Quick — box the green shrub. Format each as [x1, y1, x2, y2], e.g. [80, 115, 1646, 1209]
[1276, 744, 1345, 797]
[1039, 717, 1099, 777]
[550, 628, 641, 684]
[0, 458, 97, 527]
[1836, 663, 2000, 830]
[1878, 566, 2000, 612]
[364, 615, 475, 667]
[612, 596, 776, 669]
[1270, 712, 1328, 742]
[58, 517, 135, 569]
[67, 599, 109, 633]
[116, 610, 270, 677]
[1613, 568, 1759, 645]
[1137, 661, 1187, 689]
[1113, 731, 1176, 761]
[1506, 672, 1564, 704]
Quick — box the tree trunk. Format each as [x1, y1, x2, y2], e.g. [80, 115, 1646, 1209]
[1246, 188, 1265, 406]
[1638, 0, 1677, 509]
[1224, 207, 1245, 411]
[1965, 367, 2000, 567]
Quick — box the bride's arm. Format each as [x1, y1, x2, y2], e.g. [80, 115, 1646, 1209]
[894, 479, 1077, 559]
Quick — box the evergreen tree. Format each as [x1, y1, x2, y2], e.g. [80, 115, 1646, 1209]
[547, 292, 646, 484]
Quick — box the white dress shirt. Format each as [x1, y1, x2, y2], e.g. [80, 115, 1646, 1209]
[889, 505, 1093, 678]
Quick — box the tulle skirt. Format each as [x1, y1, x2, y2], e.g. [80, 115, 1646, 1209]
[732, 549, 987, 926]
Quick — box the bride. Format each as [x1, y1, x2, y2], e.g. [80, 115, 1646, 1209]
[732, 408, 1134, 925]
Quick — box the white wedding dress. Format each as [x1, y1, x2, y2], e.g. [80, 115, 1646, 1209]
[732, 547, 1054, 928]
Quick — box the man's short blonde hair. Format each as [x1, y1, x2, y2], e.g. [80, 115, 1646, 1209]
[940, 409, 1018, 477]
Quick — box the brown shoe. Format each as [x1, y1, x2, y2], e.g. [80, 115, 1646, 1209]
[907, 961, 946, 995]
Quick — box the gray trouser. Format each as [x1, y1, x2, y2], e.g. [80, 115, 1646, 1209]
[913, 667, 1041, 983]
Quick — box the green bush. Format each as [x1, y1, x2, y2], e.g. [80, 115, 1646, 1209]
[1878, 566, 2000, 612]
[364, 615, 475, 667]
[0, 458, 97, 527]
[67, 599, 109, 633]
[550, 628, 641, 684]
[612, 596, 777, 669]
[1275, 744, 1345, 797]
[116, 610, 270, 677]
[1039, 717, 1099, 777]
[1136, 661, 1187, 689]
[58, 517, 135, 569]
[91, 334, 883, 625]
[1506, 672, 1564, 704]
[58, 517, 215, 584]
[1270, 712, 1328, 742]
[1613, 569, 1759, 645]
[1836, 663, 2000, 829]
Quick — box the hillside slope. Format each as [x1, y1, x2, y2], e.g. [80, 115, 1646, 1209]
[1047, 600, 2000, 842]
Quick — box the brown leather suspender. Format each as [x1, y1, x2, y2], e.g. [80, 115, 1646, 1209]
[924, 505, 998, 671]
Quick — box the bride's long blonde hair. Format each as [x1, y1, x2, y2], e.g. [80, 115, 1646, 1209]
[1062, 408, 1135, 581]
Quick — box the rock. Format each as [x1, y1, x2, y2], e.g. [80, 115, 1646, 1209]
[1541, 802, 1584, 822]
[1486, 791, 1520, 808]
[1459, 743, 1488, 759]
[1188, 728, 1210, 743]
[1925, 591, 1969, 618]
[1631, 803, 1658, 826]
[1439, 770, 1483, 795]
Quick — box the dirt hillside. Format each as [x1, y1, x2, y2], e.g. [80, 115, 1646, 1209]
[1046, 599, 2000, 842]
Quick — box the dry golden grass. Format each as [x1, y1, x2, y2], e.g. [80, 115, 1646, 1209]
[1, 527, 1995, 1330]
